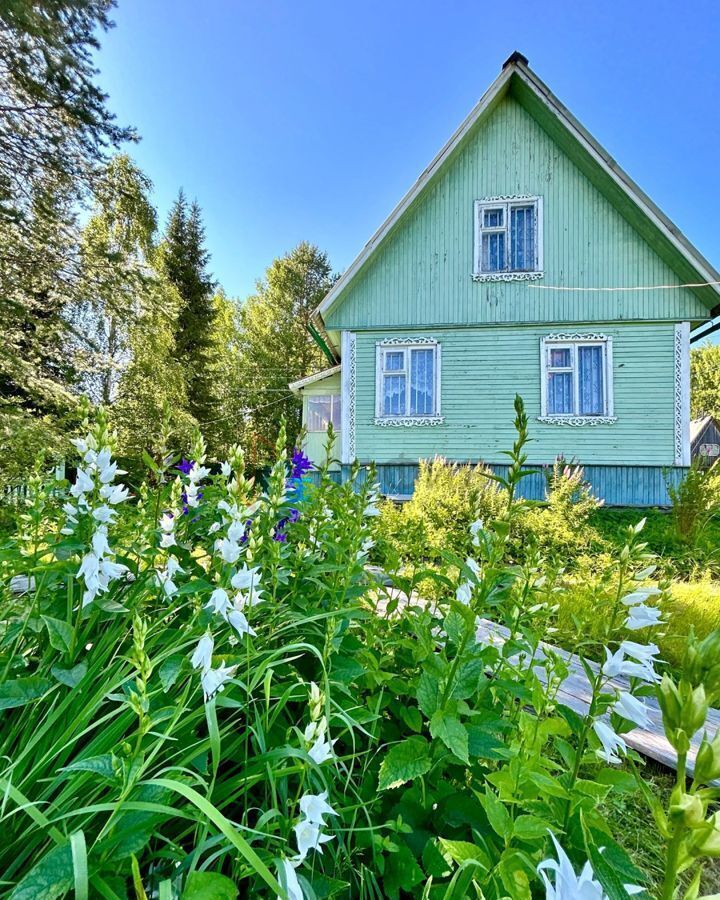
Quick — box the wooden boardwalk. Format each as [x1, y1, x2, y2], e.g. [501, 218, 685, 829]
[475, 617, 720, 778]
[368, 573, 720, 778]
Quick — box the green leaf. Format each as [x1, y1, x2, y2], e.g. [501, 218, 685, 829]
[438, 839, 489, 869]
[41, 615, 73, 652]
[444, 609, 466, 646]
[383, 843, 424, 896]
[595, 769, 638, 793]
[430, 711, 469, 764]
[9, 841, 73, 900]
[398, 704, 423, 733]
[182, 872, 238, 900]
[142, 450, 160, 474]
[528, 771, 570, 799]
[159, 655, 184, 691]
[422, 839, 452, 878]
[479, 790, 512, 840]
[331, 654, 365, 683]
[580, 813, 647, 900]
[416, 672, 440, 718]
[513, 814, 552, 842]
[0, 675, 52, 709]
[497, 849, 533, 900]
[378, 737, 431, 791]
[62, 754, 116, 780]
[451, 658, 484, 700]
[467, 726, 511, 760]
[70, 831, 88, 900]
[176, 578, 215, 596]
[51, 662, 87, 688]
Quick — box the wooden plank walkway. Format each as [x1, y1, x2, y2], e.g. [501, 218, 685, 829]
[367, 572, 720, 778]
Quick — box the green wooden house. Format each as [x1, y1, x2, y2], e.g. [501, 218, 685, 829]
[290, 52, 720, 506]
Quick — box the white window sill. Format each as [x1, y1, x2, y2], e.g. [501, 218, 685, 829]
[374, 416, 445, 427]
[472, 270, 544, 283]
[537, 415, 617, 426]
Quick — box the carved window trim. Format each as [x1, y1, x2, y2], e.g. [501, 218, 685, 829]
[473, 195, 544, 281]
[375, 338, 442, 423]
[539, 333, 616, 424]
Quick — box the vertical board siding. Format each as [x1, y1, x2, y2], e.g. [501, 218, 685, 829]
[340, 463, 686, 507]
[324, 97, 707, 331]
[351, 323, 676, 467]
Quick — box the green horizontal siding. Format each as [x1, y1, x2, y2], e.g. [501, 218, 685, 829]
[325, 96, 707, 330]
[353, 323, 676, 466]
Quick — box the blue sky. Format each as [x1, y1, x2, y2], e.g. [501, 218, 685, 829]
[96, 0, 720, 301]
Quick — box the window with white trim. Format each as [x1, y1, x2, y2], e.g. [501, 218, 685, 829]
[375, 342, 441, 419]
[473, 196, 543, 277]
[306, 395, 341, 431]
[540, 336, 614, 419]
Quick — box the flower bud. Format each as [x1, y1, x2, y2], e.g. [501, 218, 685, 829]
[687, 812, 720, 857]
[658, 675, 684, 736]
[694, 730, 720, 785]
[682, 684, 709, 737]
[669, 792, 705, 828]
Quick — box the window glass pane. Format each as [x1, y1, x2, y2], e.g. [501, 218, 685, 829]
[307, 396, 332, 431]
[384, 351, 404, 371]
[330, 396, 341, 429]
[578, 345, 605, 415]
[510, 205, 535, 270]
[383, 374, 406, 416]
[410, 348, 434, 415]
[549, 347, 571, 368]
[483, 207, 504, 228]
[548, 372, 573, 415]
[482, 231, 505, 272]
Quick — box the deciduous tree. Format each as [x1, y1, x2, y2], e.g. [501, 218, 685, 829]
[691, 342, 720, 420]
[237, 242, 335, 461]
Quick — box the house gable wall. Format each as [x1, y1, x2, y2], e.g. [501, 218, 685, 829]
[324, 96, 708, 331]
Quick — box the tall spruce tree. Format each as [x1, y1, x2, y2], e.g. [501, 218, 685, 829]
[160, 191, 218, 424]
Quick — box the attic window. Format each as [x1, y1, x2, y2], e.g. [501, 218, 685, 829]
[473, 196, 543, 282]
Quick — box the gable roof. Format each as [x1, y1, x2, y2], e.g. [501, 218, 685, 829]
[315, 52, 720, 326]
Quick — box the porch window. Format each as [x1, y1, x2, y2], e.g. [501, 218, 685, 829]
[473, 196, 543, 278]
[306, 395, 341, 431]
[375, 341, 441, 420]
[540, 336, 614, 420]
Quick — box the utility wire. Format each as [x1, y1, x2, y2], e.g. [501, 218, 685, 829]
[529, 279, 720, 292]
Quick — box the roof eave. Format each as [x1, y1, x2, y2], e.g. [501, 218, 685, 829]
[288, 364, 342, 394]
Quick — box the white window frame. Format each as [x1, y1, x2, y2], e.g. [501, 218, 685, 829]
[305, 394, 341, 432]
[539, 333, 616, 425]
[473, 195, 544, 282]
[374, 339, 443, 426]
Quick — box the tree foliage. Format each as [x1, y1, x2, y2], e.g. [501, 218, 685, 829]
[691, 342, 720, 420]
[0, 0, 133, 231]
[237, 242, 335, 462]
[159, 191, 218, 425]
[73, 154, 158, 404]
[112, 279, 195, 460]
[0, 0, 133, 483]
